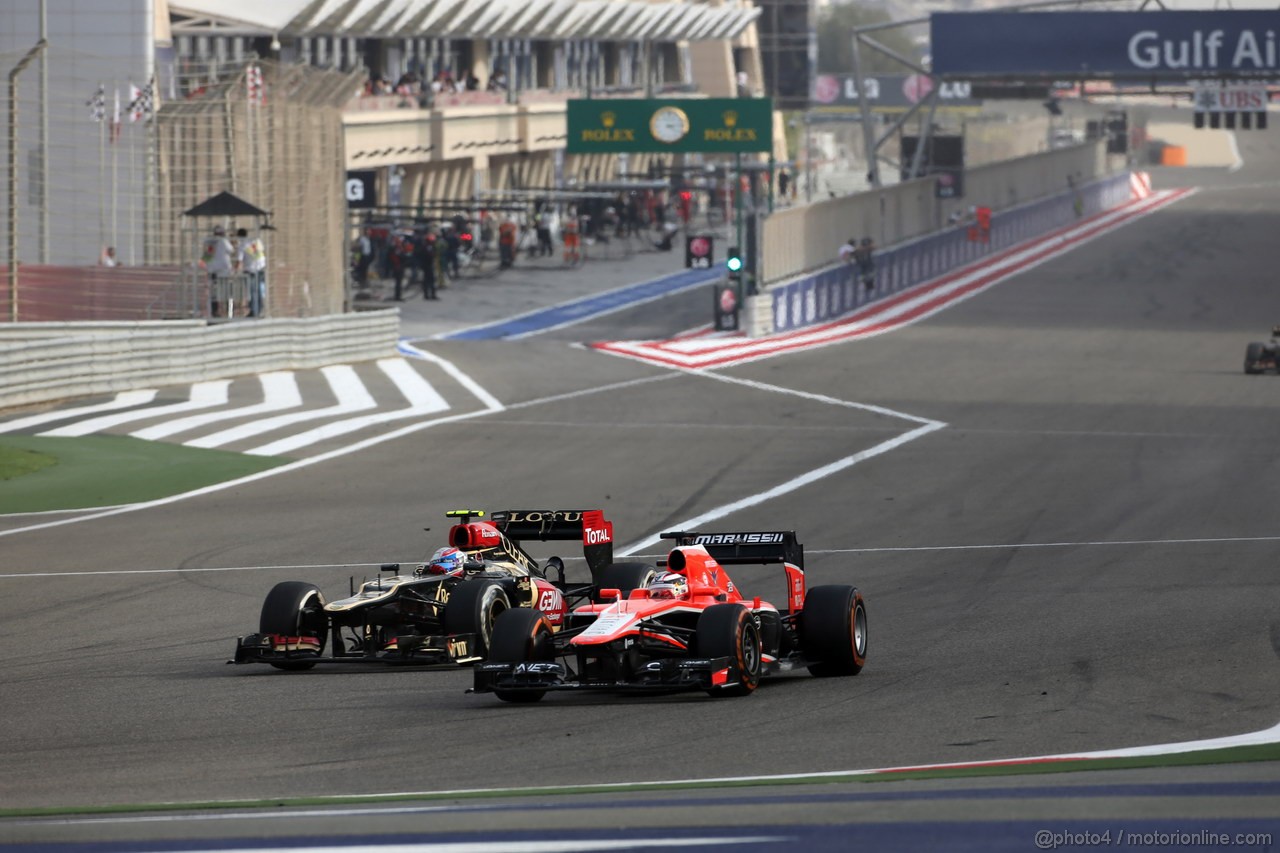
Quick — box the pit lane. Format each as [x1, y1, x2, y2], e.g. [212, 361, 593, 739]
[2, 133, 1279, 846]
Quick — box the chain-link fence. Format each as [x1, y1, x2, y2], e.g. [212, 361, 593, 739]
[2, 39, 360, 321]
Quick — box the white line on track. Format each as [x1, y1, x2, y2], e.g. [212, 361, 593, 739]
[0, 389, 159, 434]
[184, 364, 375, 449]
[618, 370, 947, 555]
[38, 381, 231, 437]
[242, 359, 449, 456]
[9, 533, 1280, 580]
[130, 372, 302, 440]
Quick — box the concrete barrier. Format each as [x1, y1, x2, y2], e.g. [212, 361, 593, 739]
[0, 311, 399, 410]
[761, 141, 1112, 286]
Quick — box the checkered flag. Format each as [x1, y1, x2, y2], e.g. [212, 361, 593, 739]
[86, 84, 106, 122]
[246, 64, 265, 106]
[128, 78, 155, 123]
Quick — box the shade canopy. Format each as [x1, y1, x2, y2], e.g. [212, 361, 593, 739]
[183, 190, 270, 218]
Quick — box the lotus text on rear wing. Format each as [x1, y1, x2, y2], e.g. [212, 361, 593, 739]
[693, 533, 787, 545]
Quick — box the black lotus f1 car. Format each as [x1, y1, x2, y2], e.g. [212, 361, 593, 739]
[231, 509, 615, 670]
[1244, 327, 1280, 374]
[472, 528, 867, 701]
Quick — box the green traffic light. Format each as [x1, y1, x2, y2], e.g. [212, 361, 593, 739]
[726, 248, 743, 272]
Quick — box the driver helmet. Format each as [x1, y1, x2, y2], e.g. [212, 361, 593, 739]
[423, 546, 466, 576]
[648, 571, 689, 600]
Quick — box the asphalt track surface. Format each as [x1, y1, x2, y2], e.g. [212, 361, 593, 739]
[4, 135, 1280, 848]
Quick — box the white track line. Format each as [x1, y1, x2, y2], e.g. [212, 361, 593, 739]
[39, 382, 231, 437]
[619, 371, 946, 555]
[129, 372, 301, 440]
[184, 364, 374, 449]
[243, 358, 449, 456]
[0, 390, 159, 434]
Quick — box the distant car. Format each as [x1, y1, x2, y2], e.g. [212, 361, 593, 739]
[231, 509, 616, 670]
[1244, 326, 1280, 374]
[471, 528, 867, 702]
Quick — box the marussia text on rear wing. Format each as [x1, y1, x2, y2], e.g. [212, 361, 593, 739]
[660, 530, 804, 572]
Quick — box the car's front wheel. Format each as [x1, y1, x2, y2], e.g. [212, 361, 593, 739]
[489, 608, 555, 703]
[1245, 342, 1266, 374]
[696, 603, 762, 697]
[444, 578, 511, 660]
[258, 581, 328, 671]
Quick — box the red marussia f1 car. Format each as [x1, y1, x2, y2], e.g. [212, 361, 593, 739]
[231, 509, 615, 670]
[471, 528, 867, 701]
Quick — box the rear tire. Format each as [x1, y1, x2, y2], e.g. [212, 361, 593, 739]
[594, 562, 658, 602]
[489, 608, 555, 703]
[444, 578, 511, 659]
[696, 604, 762, 697]
[1245, 342, 1265, 374]
[802, 585, 867, 677]
[258, 581, 327, 671]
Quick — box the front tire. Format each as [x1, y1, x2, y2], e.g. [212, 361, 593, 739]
[259, 581, 327, 671]
[1245, 342, 1265, 374]
[802, 585, 867, 677]
[444, 578, 511, 660]
[696, 604, 762, 697]
[594, 562, 658, 602]
[489, 608, 555, 703]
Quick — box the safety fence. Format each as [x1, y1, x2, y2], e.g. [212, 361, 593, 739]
[0, 310, 399, 410]
[757, 172, 1135, 336]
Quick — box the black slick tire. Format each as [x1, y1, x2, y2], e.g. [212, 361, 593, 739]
[444, 578, 511, 659]
[802, 585, 868, 677]
[696, 603, 762, 697]
[258, 581, 327, 671]
[1245, 342, 1265, 374]
[489, 608, 555, 703]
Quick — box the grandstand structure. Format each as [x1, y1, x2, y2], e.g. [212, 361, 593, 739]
[1, 0, 771, 321]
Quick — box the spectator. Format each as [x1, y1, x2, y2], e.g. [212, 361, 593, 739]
[536, 203, 555, 257]
[202, 225, 235, 317]
[441, 223, 461, 278]
[839, 237, 857, 266]
[498, 216, 518, 268]
[353, 228, 375, 287]
[854, 237, 876, 293]
[388, 230, 413, 301]
[562, 205, 581, 265]
[487, 70, 508, 92]
[777, 169, 791, 205]
[236, 227, 268, 317]
[414, 229, 437, 300]
[99, 246, 118, 267]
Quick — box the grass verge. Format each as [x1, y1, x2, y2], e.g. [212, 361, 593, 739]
[0, 435, 286, 514]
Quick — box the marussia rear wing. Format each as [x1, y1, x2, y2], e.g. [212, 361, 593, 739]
[659, 530, 804, 572]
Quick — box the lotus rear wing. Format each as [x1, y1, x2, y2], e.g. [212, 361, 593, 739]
[659, 530, 804, 572]
[487, 509, 615, 579]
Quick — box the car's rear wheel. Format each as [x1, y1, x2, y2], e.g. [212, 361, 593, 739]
[1245, 342, 1265, 374]
[259, 581, 327, 671]
[489, 608, 555, 703]
[444, 578, 511, 660]
[593, 562, 658, 602]
[802, 585, 867, 677]
[696, 603, 762, 697]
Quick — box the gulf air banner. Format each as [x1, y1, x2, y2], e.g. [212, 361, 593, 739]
[931, 11, 1280, 77]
